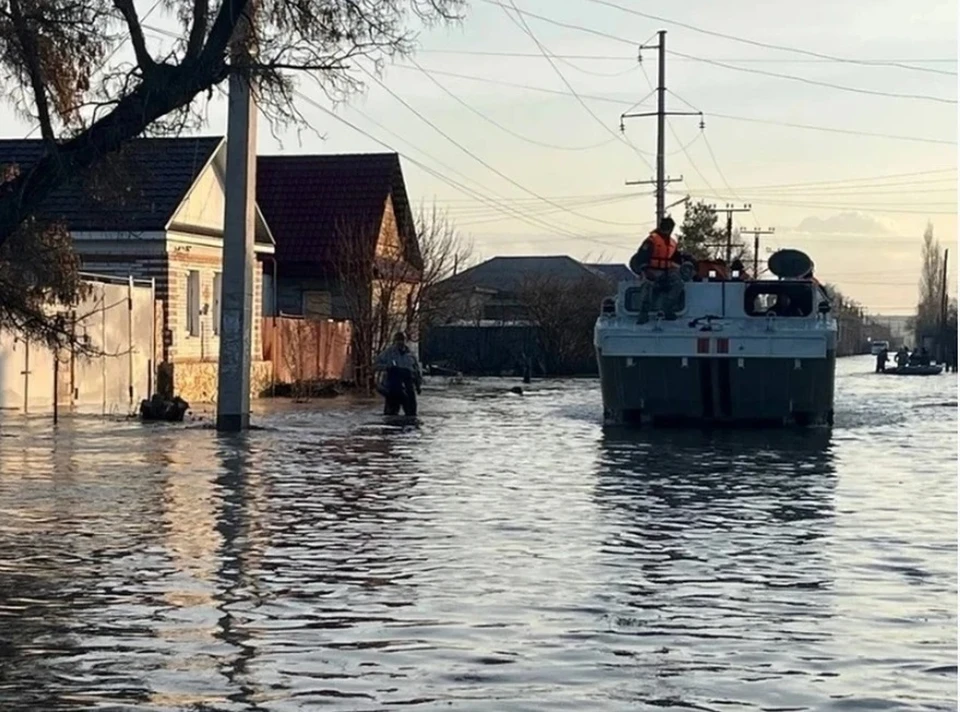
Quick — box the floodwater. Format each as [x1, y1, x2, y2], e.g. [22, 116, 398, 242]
[0, 356, 955, 711]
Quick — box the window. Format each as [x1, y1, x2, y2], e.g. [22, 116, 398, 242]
[744, 282, 814, 317]
[186, 270, 201, 336]
[303, 290, 332, 319]
[212, 272, 222, 335]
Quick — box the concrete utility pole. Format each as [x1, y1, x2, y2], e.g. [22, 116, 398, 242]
[620, 31, 702, 225]
[741, 227, 775, 276]
[709, 203, 752, 264]
[217, 2, 258, 432]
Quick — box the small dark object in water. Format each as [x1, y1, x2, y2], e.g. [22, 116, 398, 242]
[510, 386, 524, 395]
[140, 394, 190, 422]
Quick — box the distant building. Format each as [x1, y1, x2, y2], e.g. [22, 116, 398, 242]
[424, 255, 623, 376]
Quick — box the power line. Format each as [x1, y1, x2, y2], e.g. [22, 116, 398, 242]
[388, 63, 955, 145]
[296, 94, 612, 243]
[677, 191, 957, 214]
[389, 63, 642, 106]
[417, 49, 958, 65]
[498, 0, 655, 173]
[669, 50, 957, 105]
[405, 56, 618, 152]
[704, 112, 955, 146]
[579, 0, 958, 77]
[359, 65, 647, 228]
[477, 1, 957, 104]
[721, 169, 957, 191]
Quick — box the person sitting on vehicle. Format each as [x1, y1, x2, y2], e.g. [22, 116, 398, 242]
[627, 215, 684, 321]
[375, 332, 422, 416]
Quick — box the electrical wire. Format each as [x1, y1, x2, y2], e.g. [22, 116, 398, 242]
[417, 49, 957, 66]
[293, 89, 644, 248]
[498, 0, 655, 173]
[580, 0, 958, 77]
[359, 65, 647, 228]
[669, 50, 957, 106]
[478, 0, 958, 104]
[406, 56, 618, 152]
[388, 64, 955, 145]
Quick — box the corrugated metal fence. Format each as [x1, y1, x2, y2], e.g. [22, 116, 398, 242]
[262, 316, 353, 386]
[0, 273, 156, 416]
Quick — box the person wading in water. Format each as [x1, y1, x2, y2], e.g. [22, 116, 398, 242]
[375, 332, 422, 416]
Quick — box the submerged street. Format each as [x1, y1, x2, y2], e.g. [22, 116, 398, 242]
[0, 356, 955, 711]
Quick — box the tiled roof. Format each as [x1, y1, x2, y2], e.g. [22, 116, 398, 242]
[442, 255, 602, 295]
[256, 152, 418, 268]
[0, 136, 223, 231]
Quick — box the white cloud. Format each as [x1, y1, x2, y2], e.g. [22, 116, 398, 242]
[794, 212, 895, 235]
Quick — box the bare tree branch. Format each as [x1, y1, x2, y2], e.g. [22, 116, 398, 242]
[112, 0, 154, 73]
[7, 0, 56, 143]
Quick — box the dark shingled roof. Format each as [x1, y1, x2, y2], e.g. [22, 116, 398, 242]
[256, 152, 418, 268]
[0, 136, 223, 231]
[442, 255, 603, 295]
[587, 263, 634, 282]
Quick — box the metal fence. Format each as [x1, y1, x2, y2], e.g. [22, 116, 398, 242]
[0, 273, 156, 416]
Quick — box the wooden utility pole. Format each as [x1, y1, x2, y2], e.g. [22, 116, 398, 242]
[217, 1, 257, 432]
[741, 227, 775, 276]
[620, 31, 702, 225]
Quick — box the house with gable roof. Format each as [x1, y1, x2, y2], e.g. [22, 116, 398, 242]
[0, 136, 276, 402]
[255, 152, 423, 354]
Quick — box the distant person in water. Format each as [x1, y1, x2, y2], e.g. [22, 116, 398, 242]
[896, 345, 909, 368]
[875, 346, 888, 373]
[375, 332, 422, 416]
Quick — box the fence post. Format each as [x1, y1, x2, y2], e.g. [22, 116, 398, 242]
[22, 337, 29, 415]
[128, 275, 135, 412]
[53, 350, 58, 425]
[101, 285, 107, 416]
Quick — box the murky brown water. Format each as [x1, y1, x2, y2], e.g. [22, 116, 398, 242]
[0, 356, 955, 711]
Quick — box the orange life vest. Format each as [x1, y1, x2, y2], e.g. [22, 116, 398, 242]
[647, 231, 678, 270]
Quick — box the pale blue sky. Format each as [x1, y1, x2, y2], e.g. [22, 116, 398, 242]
[2, 0, 956, 313]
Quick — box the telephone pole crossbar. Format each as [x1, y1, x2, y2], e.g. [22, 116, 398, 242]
[742, 227, 776, 276]
[709, 203, 752, 265]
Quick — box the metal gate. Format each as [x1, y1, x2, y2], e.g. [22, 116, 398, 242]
[0, 273, 156, 416]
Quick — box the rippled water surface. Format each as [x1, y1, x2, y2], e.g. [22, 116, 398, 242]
[0, 356, 955, 711]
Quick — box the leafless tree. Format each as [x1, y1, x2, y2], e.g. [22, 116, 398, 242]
[0, 0, 464, 339]
[516, 272, 609, 375]
[915, 223, 944, 335]
[331, 217, 420, 392]
[409, 200, 473, 335]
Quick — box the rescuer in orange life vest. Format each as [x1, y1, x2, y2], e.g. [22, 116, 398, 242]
[629, 216, 685, 321]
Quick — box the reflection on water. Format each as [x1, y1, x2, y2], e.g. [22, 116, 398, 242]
[0, 357, 955, 711]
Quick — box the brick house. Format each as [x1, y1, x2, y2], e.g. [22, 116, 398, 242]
[0, 136, 276, 402]
[256, 152, 422, 358]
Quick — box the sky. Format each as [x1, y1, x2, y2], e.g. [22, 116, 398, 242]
[1, 0, 957, 315]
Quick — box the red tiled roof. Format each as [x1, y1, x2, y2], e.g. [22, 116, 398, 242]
[256, 152, 419, 270]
